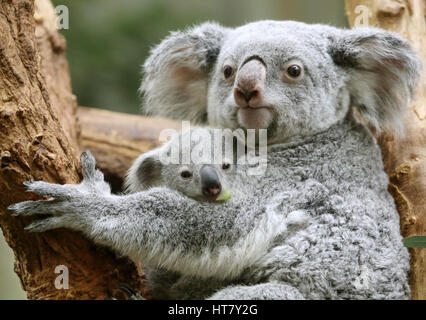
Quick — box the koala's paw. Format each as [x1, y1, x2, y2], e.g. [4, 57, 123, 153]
[8, 181, 83, 232]
[81, 151, 102, 182]
[80, 150, 110, 194]
[8, 151, 109, 233]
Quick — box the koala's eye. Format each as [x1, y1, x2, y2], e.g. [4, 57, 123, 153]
[180, 170, 192, 179]
[222, 163, 231, 171]
[223, 65, 234, 80]
[282, 60, 304, 83]
[287, 65, 302, 78]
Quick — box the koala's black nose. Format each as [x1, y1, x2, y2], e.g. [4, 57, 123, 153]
[200, 166, 222, 198]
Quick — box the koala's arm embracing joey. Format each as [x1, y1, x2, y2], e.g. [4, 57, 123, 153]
[9, 151, 306, 299]
[9, 152, 210, 269]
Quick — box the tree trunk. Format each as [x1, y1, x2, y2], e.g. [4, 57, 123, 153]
[0, 0, 147, 299]
[345, 0, 426, 300]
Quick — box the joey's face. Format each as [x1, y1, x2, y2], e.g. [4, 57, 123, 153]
[207, 21, 349, 143]
[125, 127, 240, 201]
[164, 161, 234, 202]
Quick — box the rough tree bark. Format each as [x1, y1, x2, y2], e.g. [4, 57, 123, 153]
[0, 0, 150, 299]
[346, 0, 426, 300]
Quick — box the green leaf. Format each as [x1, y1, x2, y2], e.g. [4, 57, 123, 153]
[216, 189, 231, 201]
[403, 236, 426, 248]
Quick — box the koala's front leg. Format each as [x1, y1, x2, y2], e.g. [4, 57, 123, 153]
[8, 151, 113, 234]
[208, 282, 305, 300]
[8, 152, 167, 255]
[8, 151, 189, 262]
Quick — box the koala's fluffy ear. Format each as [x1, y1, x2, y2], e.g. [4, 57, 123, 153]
[124, 149, 163, 193]
[329, 28, 422, 134]
[141, 22, 230, 124]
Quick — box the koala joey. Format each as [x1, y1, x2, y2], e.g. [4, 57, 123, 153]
[9, 20, 422, 300]
[124, 128, 235, 202]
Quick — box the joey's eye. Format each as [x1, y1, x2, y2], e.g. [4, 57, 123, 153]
[180, 171, 192, 179]
[223, 65, 234, 80]
[222, 163, 231, 171]
[287, 65, 302, 78]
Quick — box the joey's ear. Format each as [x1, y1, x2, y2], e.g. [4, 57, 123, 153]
[141, 22, 230, 124]
[124, 150, 163, 193]
[328, 28, 422, 134]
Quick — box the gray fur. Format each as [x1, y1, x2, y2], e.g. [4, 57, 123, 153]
[10, 121, 409, 299]
[142, 20, 421, 139]
[141, 22, 230, 124]
[9, 20, 421, 299]
[124, 127, 235, 201]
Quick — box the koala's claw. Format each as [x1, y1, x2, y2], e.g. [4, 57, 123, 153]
[23, 180, 79, 200]
[22, 181, 32, 187]
[9, 197, 69, 232]
[115, 283, 145, 300]
[9, 152, 110, 233]
[24, 217, 64, 232]
[80, 150, 107, 187]
[9, 198, 62, 216]
[81, 151, 97, 180]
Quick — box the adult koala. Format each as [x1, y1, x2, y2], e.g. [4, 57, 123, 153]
[142, 20, 419, 138]
[10, 21, 421, 299]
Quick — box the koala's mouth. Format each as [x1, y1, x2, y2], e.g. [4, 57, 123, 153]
[195, 195, 222, 203]
[237, 106, 273, 130]
[195, 193, 230, 203]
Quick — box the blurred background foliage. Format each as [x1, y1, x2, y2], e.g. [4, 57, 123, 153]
[54, 0, 347, 113]
[1, 0, 347, 299]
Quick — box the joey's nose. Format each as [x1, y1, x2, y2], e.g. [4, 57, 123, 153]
[200, 166, 222, 198]
[234, 59, 266, 108]
[203, 186, 221, 198]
